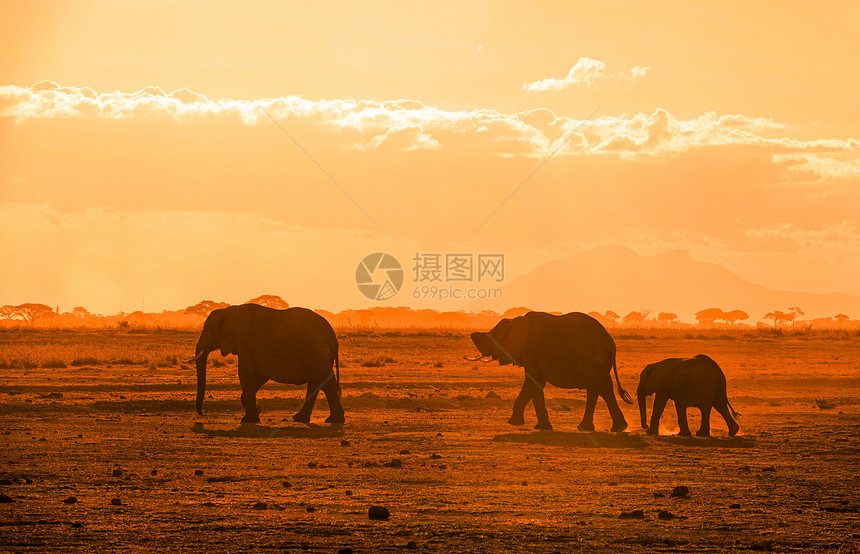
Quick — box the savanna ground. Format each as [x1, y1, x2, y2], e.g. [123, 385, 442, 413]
[1, 328, 858, 552]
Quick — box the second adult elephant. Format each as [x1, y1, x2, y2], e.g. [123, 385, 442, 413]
[467, 311, 633, 431]
[186, 304, 344, 424]
[637, 354, 739, 437]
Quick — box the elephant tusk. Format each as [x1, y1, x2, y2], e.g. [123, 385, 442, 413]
[462, 355, 482, 361]
[183, 352, 205, 364]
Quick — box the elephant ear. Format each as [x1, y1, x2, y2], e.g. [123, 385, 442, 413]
[218, 305, 252, 356]
[494, 315, 530, 366]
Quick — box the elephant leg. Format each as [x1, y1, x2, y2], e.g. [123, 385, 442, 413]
[508, 380, 532, 426]
[697, 406, 712, 437]
[293, 378, 322, 423]
[599, 378, 628, 432]
[577, 389, 598, 432]
[321, 373, 345, 424]
[528, 375, 552, 430]
[647, 394, 669, 435]
[716, 400, 740, 436]
[676, 403, 691, 436]
[239, 372, 268, 424]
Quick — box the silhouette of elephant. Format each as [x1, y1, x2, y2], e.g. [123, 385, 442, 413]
[466, 311, 633, 431]
[637, 354, 739, 437]
[186, 304, 344, 424]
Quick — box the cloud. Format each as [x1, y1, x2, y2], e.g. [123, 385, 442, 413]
[1, 82, 858, 168]
[522, 57, 607, 91]
[522, 57, 649, 91]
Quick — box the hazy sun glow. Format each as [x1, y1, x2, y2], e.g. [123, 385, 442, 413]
[1, 1, 858, 318]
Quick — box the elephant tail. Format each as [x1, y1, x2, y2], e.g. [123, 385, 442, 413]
[613, 359, 634, 404]
[335, 355, 341, 397]
[727, 398, 740, 418]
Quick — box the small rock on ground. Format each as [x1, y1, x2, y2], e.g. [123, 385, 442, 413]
[671, 485, 689, 498]
[619, 509, 645, 519]
[368, 505, 390, 520]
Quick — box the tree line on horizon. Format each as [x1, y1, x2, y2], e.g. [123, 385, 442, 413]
[1, 296, 857, 331]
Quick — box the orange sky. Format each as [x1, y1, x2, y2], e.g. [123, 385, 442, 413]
[1, 1, 859, 314]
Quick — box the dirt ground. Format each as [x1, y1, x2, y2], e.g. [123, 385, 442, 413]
[1, 330, 859, 552]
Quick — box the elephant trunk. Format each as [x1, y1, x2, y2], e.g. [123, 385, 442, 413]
[194, 344, 210, 416]
[638, 393, 648, 429]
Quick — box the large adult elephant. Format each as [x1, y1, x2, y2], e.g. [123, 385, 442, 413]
[466, 311, 633, 431]
[637, 354, 739, 437]
[186, 304, 344, 425]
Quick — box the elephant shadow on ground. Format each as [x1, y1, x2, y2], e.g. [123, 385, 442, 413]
[652, 434, 757, 448]
[190, 421, 343, 439]
[491, 431, 647, 449]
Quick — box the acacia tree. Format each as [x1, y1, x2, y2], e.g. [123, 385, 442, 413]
[0, 305, 17, 320]
[695, 308, 726, 326]
[764, 310, 793, 328]
[657, 312, 679, 325]
[246, 295, 290, 310]
[71, 306, 91, 319]
[622, 311, 647, 326]
[184, 300, 230, 317]
[723, 310, 750, 325]
[834, 313, 850, 329]
[4, 303, 57, 326]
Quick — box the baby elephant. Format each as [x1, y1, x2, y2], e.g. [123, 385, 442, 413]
[637, 354, 739, 437]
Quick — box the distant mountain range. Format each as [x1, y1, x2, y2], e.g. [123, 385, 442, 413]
[465, 245, 860, 321]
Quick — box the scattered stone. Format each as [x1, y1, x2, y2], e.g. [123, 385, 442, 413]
[282, 481, 292, 488]
[0, 479, 11, 485]
[670, 486, 689, 498]
[253, 502, 268, 510]
[306, 506, 315, 513]
[436, 432, 443, 437]
[438, 464, 447, 469]
[194, 469, 204, 476]
[652, 492, 665, 498]
[307, 462, 318, 469]
[658, 510, 676, 520]
[110, 498, 122, 506]
[404, 541, 419, 550]
[111, 468, 123, 478]
[340, 439, 351, 447]
[24, 478, 32, 485]
[761, 465, 776, 472]
[0, 493, 13, 503]
[202, 502, 216, 507]
[399, 449, 411, 455]
[619, 509, 645, 519]
[485, 390, 501, 399]
[738, 466, 752, 473]
[430, 453, 442, 459]
[150, 470, 158, 476]
[345, 490, 353, 497]
[383, 459, 403, 468]
[70, 523, 83, 528]
[62, 496, 78, 504]
[368, 505, 390, 520]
